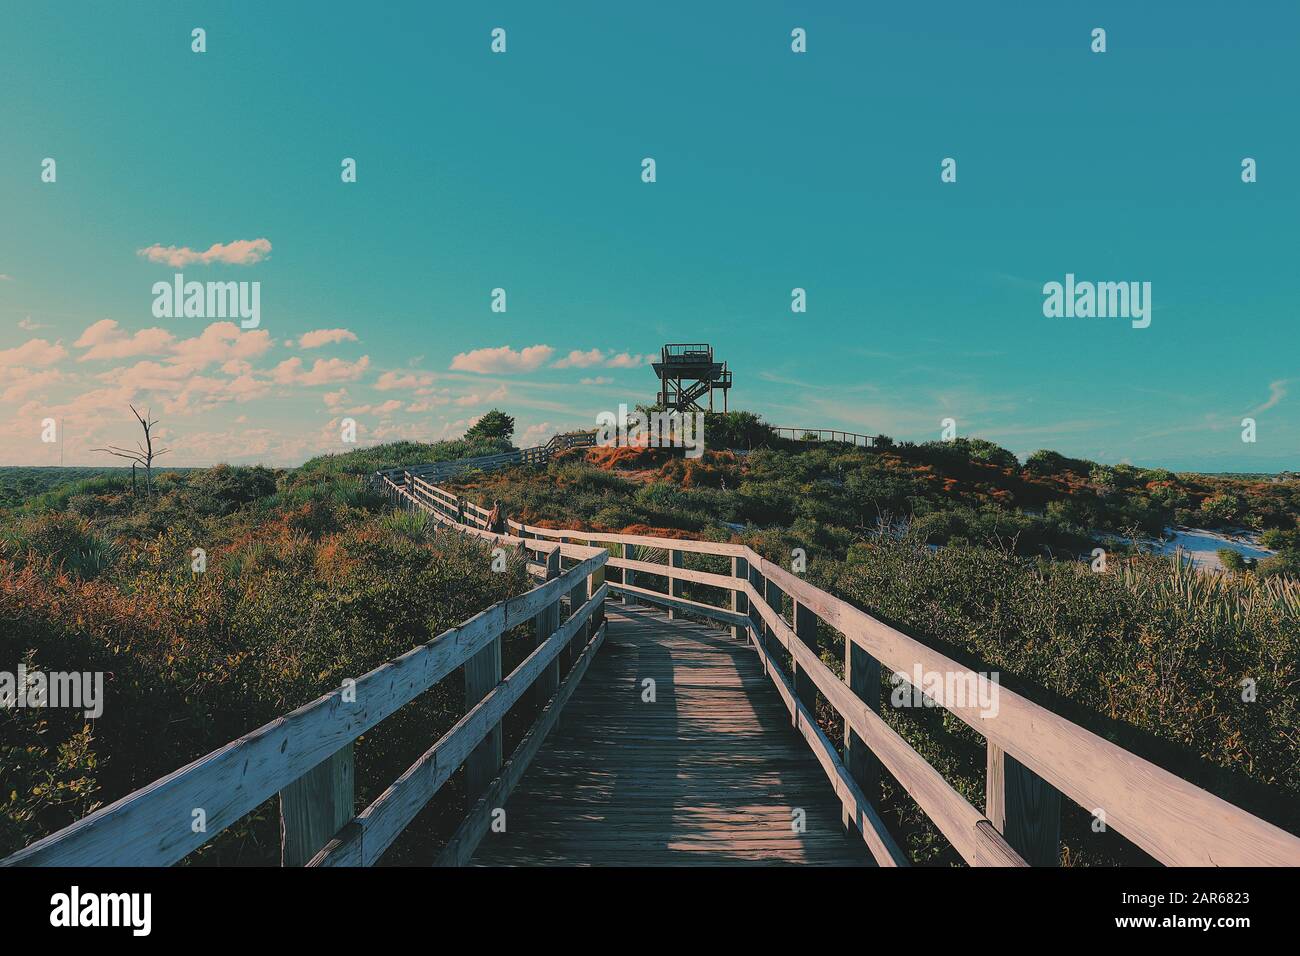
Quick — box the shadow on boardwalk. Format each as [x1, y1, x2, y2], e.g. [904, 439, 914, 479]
[471, 603, 870, 866]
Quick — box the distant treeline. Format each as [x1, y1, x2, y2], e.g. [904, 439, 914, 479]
[0, 467, 194, 509]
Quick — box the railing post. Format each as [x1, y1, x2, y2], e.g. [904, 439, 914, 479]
[279, 743, 354, 866]
[588, 554, 606, 636]
[843, 638, 882, 831]
[986, 742, 1061, 866]
[792, 601, 819, 715]
[730, 556, 749, 640]
[667, 549, 684, 620]
[567, 561, 589, 668]
[763, 576, 783, 654]
[746, 561, 764, 649]
[534, 548, 561, 709]
[463, 627, 503, 802]
[623, 543, 636, 606]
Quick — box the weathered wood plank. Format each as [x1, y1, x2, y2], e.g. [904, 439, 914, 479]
[746, 582, 1025, 866]
[608, 556, 739, 591]
[515, 524, 749, 557]
[730, 556, 749, 641]
[744, 619, 909, 867]
[668, 549, 685, 621]
[469, 607, 870, 867]
[751, 554, 1300, 866]
[844, 631, 882, 831]
[1, 601, 508, 866]
[312, 585, 607, 866]
[610, 582, 748, 628]
[279, 744, 354, 866]
[792, 601, 819, 715]
[437, 621, 609, 867]
[763, 576, 784, 658]
[987, 743, 1061, 867]
[567, 573, 589, 669]
[535, 549, 561, 709]
[463, 636, 502, 800]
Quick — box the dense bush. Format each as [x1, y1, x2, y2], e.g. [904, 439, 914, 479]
[1, 513, 119, 580]
[297, 436, 514, 477]
[0, 453, 531, 863]
[812, 543, 1300, 865]
[701, 410, 779, 450]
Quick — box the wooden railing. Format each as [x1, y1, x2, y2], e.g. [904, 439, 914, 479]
[415, 483, 1300, 868]
[773, 427, 876, 447]
[377, 432, 598, 486]
[374, 424, 884, 489]
[375, 423, 883, 491]
[0, 487, 608, 868]
[22, 454, 1295, 867]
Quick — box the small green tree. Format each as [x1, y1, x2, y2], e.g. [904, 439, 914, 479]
[1217, 548, 1246, 572]
[1200, 492, 1245, 525]
[464, 409, 515, 443]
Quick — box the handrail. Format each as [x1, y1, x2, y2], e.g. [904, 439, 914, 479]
[37, 454, 1292, 868]
[416, 481, 1300, 868]
[376, 432, 598, 485]
[772, 427, 875, 447]
[2, 484, 609, 868]
[374, 423, 884, 489]
[310, 584, 608, 867]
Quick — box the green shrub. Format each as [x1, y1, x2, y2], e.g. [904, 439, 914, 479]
[1218, 549, 1247, 572]
[821, 544, 1300, 865]
[1, 513, 119, 580]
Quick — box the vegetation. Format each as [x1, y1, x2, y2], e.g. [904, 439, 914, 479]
[295, 435, 514, 477]
[0, 451, 534, 864]
[804, 537, 1300, 865]
[448, 423, 1300, 571]
[0, 467, 193, 509]
[440, 409, 1300, 864]
[2, 408, 1296, 866]
[463, 408, 515, 444]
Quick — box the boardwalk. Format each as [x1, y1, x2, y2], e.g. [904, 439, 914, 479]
[471, 603, 869, 866]
[9, 464, 1300, 868]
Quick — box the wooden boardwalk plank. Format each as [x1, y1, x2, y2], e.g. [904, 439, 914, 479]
[471, 604, 870, 866]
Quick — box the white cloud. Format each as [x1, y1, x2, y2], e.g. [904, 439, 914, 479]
[553, 348, 655, 369]
[517, 422, 556, 447]
[169, 322, 274, 369]
[75, 319, 175, 362]
[0, 338, 68, 368]
[1250, 379, 1290, 415]
[0, 368, 65, 402]
[375, 370, 435, 391]
[453, 385, 508, 407]
[450, 344, 553, 374]
[272, 355, 371, 386]
[553, 349, 605, 369]
[137, 238, 272, 267]
[606, 351, 656, 369]
[298, 328, 358, 349]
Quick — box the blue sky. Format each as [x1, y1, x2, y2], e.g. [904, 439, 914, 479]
[1, 1, 1296, 470]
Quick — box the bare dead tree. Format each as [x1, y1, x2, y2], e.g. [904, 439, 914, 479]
[92, 404, 169, 496]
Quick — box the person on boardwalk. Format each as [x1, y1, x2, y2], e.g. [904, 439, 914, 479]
[486, 499, 507, 535]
